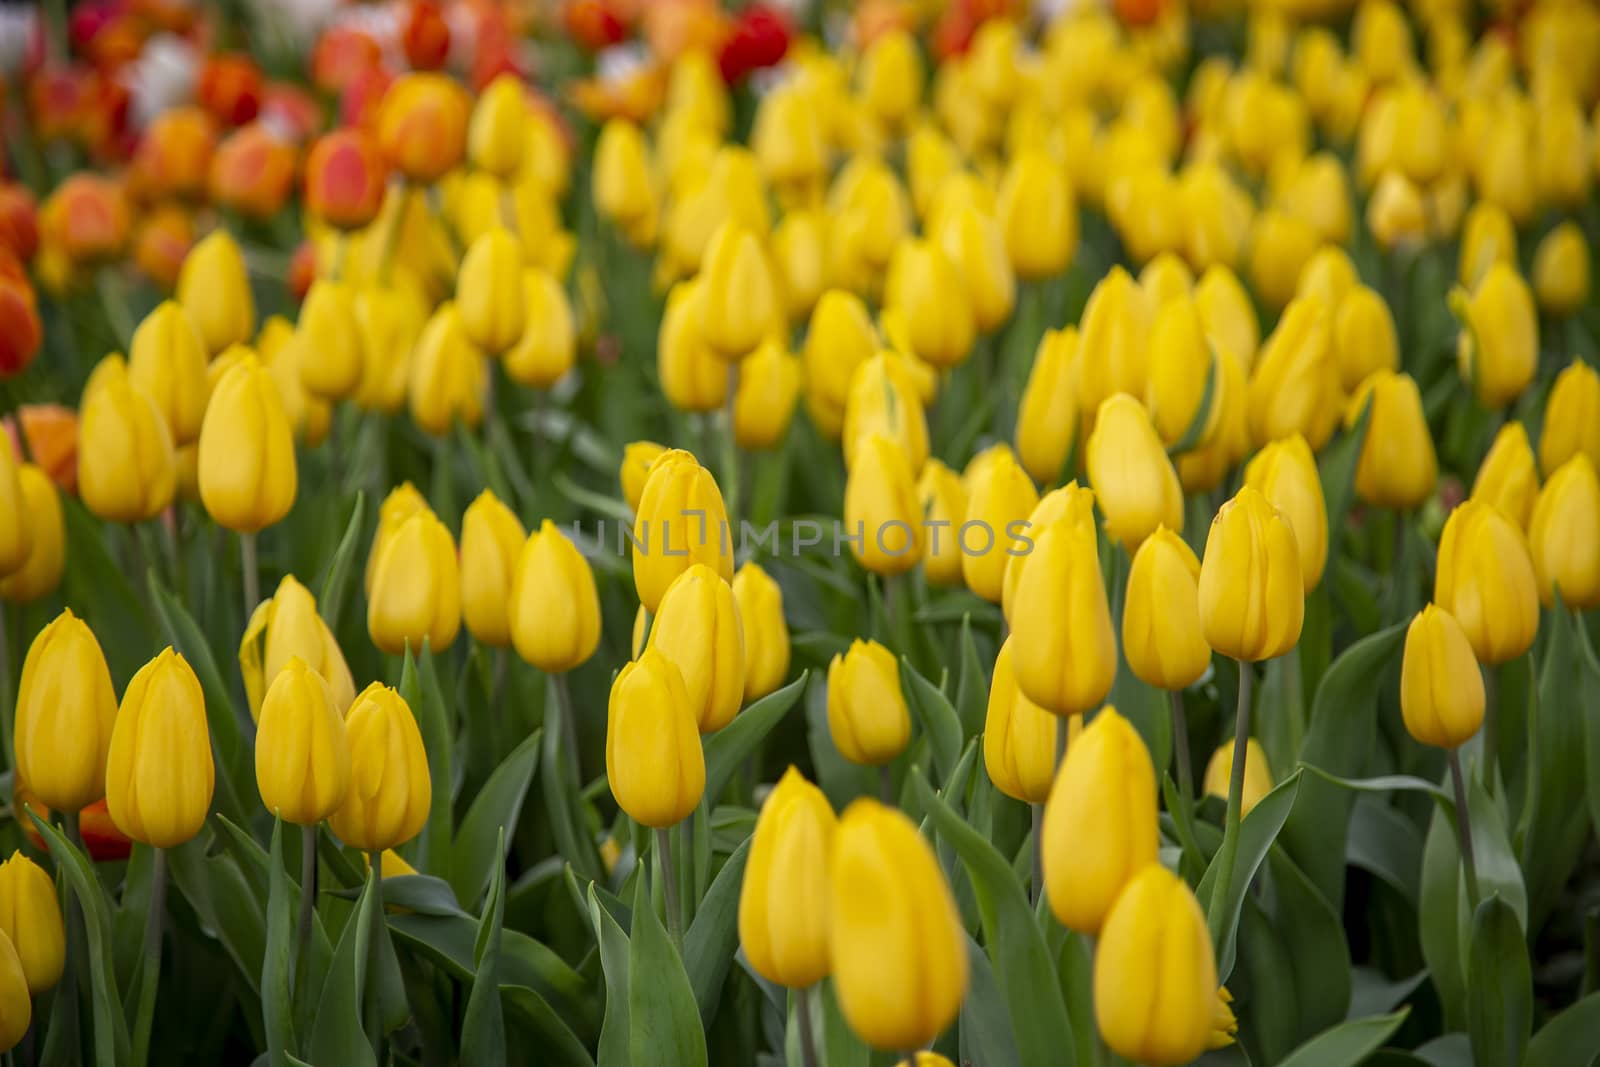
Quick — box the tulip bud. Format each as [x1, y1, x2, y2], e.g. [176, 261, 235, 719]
[1002, 482, 1098, 624]
[0, 932, 28, 1052]
[329, 683, 431, 851]
[1533, 222, 1591, 318]
[752, 85, 827, 196]
[1242, 435, 1328, 593]
[1534, 91, 1589, 209]
[1194, 265, 1260, 372]
[826, 639, 910, 766]
[1366, 170, 1426, 250]
[0, 465, 62, 603]
[365, 482, 428, 595]
[984, 638, 1062, 804]
[14, 610, 117, 813]
[918, 459, 968, 587]
[239, 573, 356, 721]
[127, 300, 210, 446]
[1400, 605, 1486, 749]
[1327, 284, 1399, 394]
[255, 657, 352, 825]
[460, 490, 526, 648]
[507, 518, 602, 674]
[457, 229, 527, 356]
[620, 441, 666, 513]
[1094, 864, 1218, 1066]
[1147, 297, 1224, 449]
[0, 853, 64, 995]
[802, 290, 878, 438]
[376, 73, 470, 183]
[857, 30, 923, 129]
[1472, 422, 1540, 531]
[1347, 370, 1437, 511]
[739, 767, 835, 988]
[606, 649, 705, 828]
[733, 562, 789, 703]
[593, 119, 657, 234]
[177, 229, 256, 355]
[409, 302, 488, 435]
[1296, 244, 1359, 310]
[829, 799, 967, 1050]
[843, 433, 924, 577]
[698, 221, 779, 362]
[1528, 454, 1600, 610]
[648, 564, 746, 734]
[961, 444, 1039, 600]
[659, 279, 730, 414]
[734, 339, 801, 451]
[197, 354, 298, 533]
[292, 279, 364, 401]
[1140, 253, 1194, 310]
[1010, 520, 1117, 714]
[106, 648, 215, 847]
[353, 283, 424, 413]
[468, 74, 528, 178]
[1199, 486, 1305, 661]
[1076, 267, 1151, 420]
[1248, 296, 1338, 450]
[1086, 395, 1184, 551]
[1541, 359, 1600, 477]
[1453, 263, 1537, 410]
[504, 269, 576, 390]
[1042, 707, 1159, 933]
[1458, 202, 1517, 289]
[303, 128, 387, 230]
[1124, 527, 1211, 691]
[1016, 327, 1080, 485]
[1249, 209, 1320, 311]
[995, 149, 1077, 281]
[78, 356, 178, 524]
[633, 450, 733, 612]
[0, 447, 27, 579]
[367, 509, 462, 655]
[1435, 499, 1539, 665]
[771, 209, 826, 322]
[1203, 739, 1274, 814]
[843, 353, 928, 474]
[884, 238, 974, 369]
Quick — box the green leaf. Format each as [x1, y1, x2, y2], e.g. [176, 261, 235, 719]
[627, 871, 707, 1067]
[1574, 610, 1600, 883]
[165, 833, 268, 994]
[588, 884, 633, 1067]
[683, 836, 750, 1025]
[1297, 766, 1452, 805]
[1466, 895, 1532, 1067]
[308, 867, 378, 1067]
[542, 681, 605, 884]
[1420, 807, 1468, 1030]
[450, 729, 542, 907]
[1274, 1010, 1410, 1067]
[26, 809, 132, 1066]
[911, 768, 1075, 1067]
[362, 874, 466, 917]
[1319, 396, 1372, 551]
[952, 615, 989, 739]
[400, 643, 455, 875]
[1196, 771, 1303, 982]
[901, 660, 965, 786]
[385, 912, 590, 1021]
[958, 935, 1023, 1067]
[1346, 797, 1424, 907]
[501, 986, 597, 1067]
[1168, 348, 1220, 456]
[1268, 848, 1353, 1042]
[316, 491, 367, 632]
[1526, 991, 1600, 1067]
[702, 672, 808, 801]
[263, 820, 297, 1067]
[460, 829, 508, 1067]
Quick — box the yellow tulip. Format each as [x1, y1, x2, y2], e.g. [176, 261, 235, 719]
[328, 683, 432, 852]
[1248, 209, 1320, 310]
[1453, 263, 1537, 410]
[293, 279, 364, 401]
[751, 84, 827, 195]
[409, 302, 488, 435]
[0, 447, 24, 579]
[733, 562, 790, 703]
[700, 221, 780, 361]
[1179, 162, 1253, 273]
[255, 656, 352, 825]
[1247, 296, 1338, 450]
[353, 283, 424, 413]
[1124, 527, 1212, 691]
[198, 354, 298, 533]
[1042, 707, 1159, 934]
[1472, 422, 1540, 531]
[1243, 434, 1328, 592]
[14, 610, 117, 813]
[842, 352, 928, 474]
[593, 119, 657, 233]
[1458, 201, 1517, 288]
[1347, 371, 1438, 510]
[1297, 244, 1359, 311]
[1356, 82, 1448, 187]
[1366, 169, 1427, 250]
[1532, 222, 1591, 318]
[1203, 739, 1275, 814]
[1016, 327, 1080, 485]
[239, 574, 356, 721]
[1009, 520, 1117, 715]
[842, 433, 924, 577]
[961, 444, 1039, 601]
[509, 519, 601, 673]
[1147, 297, 1224, 449]
[1534, 91, 1590, 209]
[1529, 454, 1600, 609]
[738, 767, 835, 988]
[734, 339, 801, 451]
[935, 201, 1015, 334]
[658, 279, 729, 414]
[1400, 605, 1486, 749]
[1198, 486, 1305, 662]
[1194, 264, 1259, 370]
[0, 933, 29, 1052]
[177, 228, 256, 355]
[883, 238, 974, 370]
[606, 649, 705, 828]
[633, 450, 733, 612]
[1435, 499, 1539, 664]
[620, 441, 666, 514]
[1139, 253, 1194, 309]
[857, 30, 924, 129]
[467, 73, 527, 178]
[1002, 482, 1098, 624]
[106, 648, 214, 848]
[1076, 267, 1151, 420]
[984, 638, 1061, 804]
[364, 482, 428, 595]
[504, 269, 576, 389]
[770, 209, 827, 322]
[367, 509, 462, 655]
[0, 466, 63, 603]
[1540, 360, 1600, 477]
[1275, 153, 1352, 245]
[995, 149, 1077, 281]
[648, 564, 746, 734]
[1330, 285, 1398, 393]
[460, 490, 526, 648]
[0, 852, 65, 994]
[829, 799, 967, 1051]
[78, 356, 177, 523]
[826, 639, 910, 766]
[127, 299, 209, 445]
[1086, 395, 1184, 551]
[802, 290, 878, 438]
[917, 458, 968, 587]
[456, 228, 527, 356]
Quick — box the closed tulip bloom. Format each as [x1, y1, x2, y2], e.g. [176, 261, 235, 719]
[918, 459, 968, 587]
[1400, 605, 1486, 749]
[1002, 482, 1098, 624]
[1076, 267, 1152, 420]
[1534, 92, 1589, 208]
[455, 228, 526, 356]
[1458, 202, 1517, 288]
[1042, 707, 1159, 933]
[127, 300, 210, 445]
[1328, 285, 1397, 392]
[1248, 296, 1338, 450]
[843, 433, 924, 577]
[659, 280, 729, 414]
[1202, 738, 1274, 814]
[303, 128, 387, 230]
[354, 283, 424, 413]
[734, 562, 790, 703]
[1472, 422, 1540, 531]
[1435, 499, 1539, 665]
[1124, 527, 1211, 691]
[593, 119, 656, 232]
[239, 574, 355, 720]
[802, 290, 878, 438]
[255, 657, 352, 825]
[1147, 297, 1224, 448]
[367, 509, 461, 655]
[293, 279, 364, 400]
[752, 85, 827, 195]
[857, 30, 923, 129]
[504, 269, 576, 390]
[984, 638, 1060, 804]
[739, 767, 835, 988]
[1529, 454, 1600, 610]
[699, 221, 779, 362]
[827, 639, 910, 766]
[734, 339, 801, 451]
[1348, 371, 1437, 510]
[1453, 264, 1537, 410]
[409, 302, 488, 435]
[106, 648, 214, 848]
[1140, 253, 1194, 309]
[177, 229, 256, 355]
[198, 354, 298, 532]
[376, 73, 469, 183]
[606, 649, 705, 828]
[78, 357, 177, 524]
[1242, 435, 1327, 592]
[0, 449, 28, 578]
[1249, 209, 1320, 310]
[329, 684, 432, 851]
[1010, 521, 1117, 715]
[1366, 170, 1426, 250]
[936, 202, 1015, 334]
[0, 466, 63, 603]
[460, 490, 526, 647]
[995, 149, 1076, 281]
[14, 610, 118, 812]
[633, 450, 733, 611]
[509, 519, 601, 673]
[648, 564, 746, 734]
[0, 933, 28, 1052]
[1195, 266, 1260, 370]
[0, 853, 64, 994]
[1533, 223, 1590, 318]
[1199, 486, 1305, 661]
[829, 799, 967, 1051]
[771, 209, 826, 321]
[962, 445, 1039, 601]
[1087, 395, 1184, 551]
[843, 353, 928, 473]
[884, 238, 974, 370]
[620, 441, 666, 513]
[365, 482, 429, 594]
[1016, 327, 1080, 484]
[468, 74, 527, 177]
[1094, 865, 1218, 1066]
[1541, 360, 1600, 476]
[1296, 245, 1359, 312]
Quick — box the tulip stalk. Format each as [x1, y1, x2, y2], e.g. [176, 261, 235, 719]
[240, 531, 260, 617]
[1170, 690, 1194, 805]
[1481, 666, 1498, 794]
[1446, 750, 1482, 910]
[722, 366, 742, 523]
[295, 826, 318, 999]
[655, 828, 684, 948]
[130, 847, 167, 1067]
[1206, 660, 1253, 947]
[1030, 802, 1044, 909]
[794, 986, 821, 1067]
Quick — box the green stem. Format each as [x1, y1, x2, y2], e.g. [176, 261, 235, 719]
[294, 825, 317, 1001]
[239, 531, 260, 619]
[1171, 689, 1194, 806]
[95, 269, 135, 353]
[1481, 665, 1498, 795]
[1206, 659, 1253, 949]
[1448, 750, 1482, 911]
[553, 669, 581, 783]
[130, 847, 167, 1067]
[795, 985, 821, 1067]
[366, 850, 385, 1051]
[655, 828, 683, 949]
[722, 364, 741, 526]
[1031, 801, 1044, 909]
[878, 766, 894, 804]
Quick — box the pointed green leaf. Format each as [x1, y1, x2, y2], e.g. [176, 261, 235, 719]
[460, 829, 508, 1067]
[1466, 895, 1531, 1067]
[901, 661, 965, 786]
[451, 729, 541, 907]
[316, 491, 367, 632]
[400, 643, 455, 875]
[1196, 771, 1303, 982]
[588, 884, 633, 1067]
[1274, 1010, 1410, 1067]
[627, 870, 707, 1067]
[263, 819, 297, 1066]
[684, 836, 750, 1025]
[308, 868, 378, 1067]
[703, 672, 808, 801]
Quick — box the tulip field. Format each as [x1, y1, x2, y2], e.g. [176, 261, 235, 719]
[6, 0, 1600, 1064]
